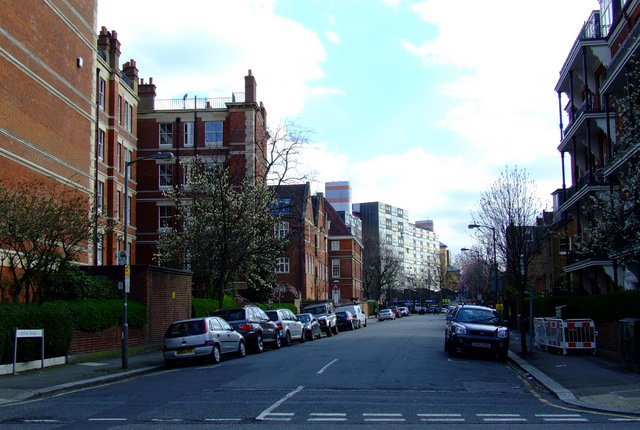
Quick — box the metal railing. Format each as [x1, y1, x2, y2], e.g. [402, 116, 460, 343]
[607, 16, 640, 78]
[152, 93, 245, 110]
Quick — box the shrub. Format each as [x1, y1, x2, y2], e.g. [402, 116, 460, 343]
[0, 299, 147, 364]
[192, 296, 240, 317]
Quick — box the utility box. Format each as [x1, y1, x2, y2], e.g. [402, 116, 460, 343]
[555, 305, 570, 319]
[620, 318, 640, 364]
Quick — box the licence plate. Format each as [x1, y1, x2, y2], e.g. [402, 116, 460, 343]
[472, 342, 491, 348]
[176, 348, 194, 356]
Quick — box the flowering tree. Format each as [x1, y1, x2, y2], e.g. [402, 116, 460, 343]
[156, 161, 287, 304]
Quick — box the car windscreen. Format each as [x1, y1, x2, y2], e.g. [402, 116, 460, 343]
[297, 314, 310, 323]
[165, 320, 205, 338]
[336, 312, 347, 317]
[456, 309, 500, 324]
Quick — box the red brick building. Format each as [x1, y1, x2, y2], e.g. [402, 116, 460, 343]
[326, 199, 364, 304]
[134, 71, 269, 264]
[95, 27, 141, 266]
[0, 1, 98, 264]
[272, 184, 330, 305]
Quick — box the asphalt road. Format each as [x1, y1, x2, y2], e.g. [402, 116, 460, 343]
[0, 314, 637, 429]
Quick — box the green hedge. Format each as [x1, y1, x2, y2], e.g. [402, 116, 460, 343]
[527, 290, 640, 323]
[192, 296, 241, 317]
[0, 299, 147, 364]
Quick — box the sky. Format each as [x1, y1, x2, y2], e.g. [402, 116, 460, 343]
[98, 0, 601, 255]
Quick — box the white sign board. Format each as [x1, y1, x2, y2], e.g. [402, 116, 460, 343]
[16, 329, 43, 338]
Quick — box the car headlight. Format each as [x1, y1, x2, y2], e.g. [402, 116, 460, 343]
[497, 329, 508, 339]
[454, 325, 467, 335]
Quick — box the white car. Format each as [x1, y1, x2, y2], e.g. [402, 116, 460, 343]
[378, 309, 396, 321]
[336, 304, 367, 328]
[265, 308, 305, 346]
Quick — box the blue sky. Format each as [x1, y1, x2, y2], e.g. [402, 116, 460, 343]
[98, 0, 600, 254]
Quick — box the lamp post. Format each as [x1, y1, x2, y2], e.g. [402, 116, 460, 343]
[468, 224, 499, 307]
[461, 248, 480, 304]
[122, 151, 173, 369]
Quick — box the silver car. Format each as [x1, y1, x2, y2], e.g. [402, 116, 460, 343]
[163, 316, 246, 366]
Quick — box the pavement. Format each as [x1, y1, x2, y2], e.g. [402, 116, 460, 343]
[1, 329, 640, 416]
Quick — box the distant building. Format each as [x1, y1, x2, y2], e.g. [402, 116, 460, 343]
[353, 201, 439, 290]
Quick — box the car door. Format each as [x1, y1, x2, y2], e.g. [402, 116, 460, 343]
[286, 310, 303, 339]
[256, 308, 278, 341]
[216, 317, 239, 354]
[210, 317, 231, 354]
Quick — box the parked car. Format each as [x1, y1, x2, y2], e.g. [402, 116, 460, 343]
[336, 310, 357, 331]
[444, 304, 509, 361]
[388, 306, 402, 318]
[301, 302, 338, 336]
[265, 308, 305, 346]
[336, 304, 367, 328]
[212, 305, 281, 353]
[163, 316, 246, 366]
[297, 313, 322, 340]
[399, 306, 411, 317]
[378, 308, 396, 321]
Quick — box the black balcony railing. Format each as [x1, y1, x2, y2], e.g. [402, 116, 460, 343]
[580, 11, 602, 40]
[153, 93, 245, 110]
[607, 16, 640, 78]
[565, 170, 607, 201]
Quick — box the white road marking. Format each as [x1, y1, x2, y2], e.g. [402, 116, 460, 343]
[256, 385, 304, 421]
[317, 359, 338, 374]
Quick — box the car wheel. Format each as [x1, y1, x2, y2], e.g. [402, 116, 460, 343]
[444, 339, 449, 352]
[273, 332, 282, 349]
[448, 347, 457, 358]
[284, 331, 291, 347]
[237, 340, 246, 358]
[254, 333, 264, 353]
[299, 330, 306, 343]
[333, 325, 339, 335]
[315, 329, 321, 340]
[211, 344, 221, 364]
[364, 320, 367, 327]
[325, 327, 332, 337]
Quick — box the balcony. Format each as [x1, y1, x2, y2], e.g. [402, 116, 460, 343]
[560, 170, 608, 212]
[602, 16, 640, 93]
[559, 94, 607, 152]
[152, 93, 246, 110]
[604, 132, 640, 176]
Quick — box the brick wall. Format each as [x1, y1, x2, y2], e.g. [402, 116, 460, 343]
[73, 265, 192, 355]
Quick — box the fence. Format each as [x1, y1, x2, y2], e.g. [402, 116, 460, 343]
[534, 318, 597, 355]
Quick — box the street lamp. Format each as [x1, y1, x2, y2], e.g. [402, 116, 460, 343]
[461, 248, 480, 303]
[122, 151, 174, 369]
[468, 224, 499, 307]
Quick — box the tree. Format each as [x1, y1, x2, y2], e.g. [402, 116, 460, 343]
[575, 58, 640, 284]
[362, 235, 402, 305]
[577, 155, 640, 281]
[156, 161, 287, 305]
[471, 166, 542, 353]
[265, 120, 316, 186]
[458, 249, 491, 302]
[0, 180, 94, 303]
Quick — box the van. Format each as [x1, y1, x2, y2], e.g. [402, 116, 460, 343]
[335, 304, 367, 328]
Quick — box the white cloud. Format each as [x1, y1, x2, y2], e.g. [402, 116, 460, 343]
[98, 0, 326, 121]
[326, 30, 340, 43]
[310, 86, 345, 97]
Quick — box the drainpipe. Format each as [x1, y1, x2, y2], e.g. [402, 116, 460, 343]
[94, 68, 101, 266]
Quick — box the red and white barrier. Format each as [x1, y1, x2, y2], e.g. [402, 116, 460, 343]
[533, 318, 597, 355]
